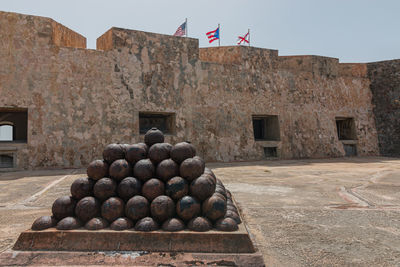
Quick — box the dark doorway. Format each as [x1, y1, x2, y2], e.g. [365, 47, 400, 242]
[336, 117, 356, 140]
[0, 108, 28, 143]
[264, 147, 277, 158]
[139, 112, 176, 134]
[252, 115, 280, 141]
[0, 154, 13, 168]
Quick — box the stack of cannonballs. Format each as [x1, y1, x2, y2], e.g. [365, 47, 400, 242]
[31, 128, 241, 232]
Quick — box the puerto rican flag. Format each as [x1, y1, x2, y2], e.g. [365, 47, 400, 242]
[206, 26, 219, 43]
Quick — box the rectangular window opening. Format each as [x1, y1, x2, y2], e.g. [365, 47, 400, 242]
[0, 108, 28, 143]
[0, 154, 14, 168]
[336, 117, 357, 140]
[264, 147, 277, 158]
[252, 115, 280, 141]
[139, 112, 176, 135]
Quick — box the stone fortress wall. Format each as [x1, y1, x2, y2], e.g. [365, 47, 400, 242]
[0, 11, 398, 170]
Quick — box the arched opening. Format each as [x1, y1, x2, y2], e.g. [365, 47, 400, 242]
[0, 123, 13, 141]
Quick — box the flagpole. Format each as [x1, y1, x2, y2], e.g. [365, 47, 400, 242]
[218, 23, 220, 47]
[185, 18, 188, 37]
[248, 29, 250, 47]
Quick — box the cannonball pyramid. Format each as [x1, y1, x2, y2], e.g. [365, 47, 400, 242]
[31, 128, 241, 232]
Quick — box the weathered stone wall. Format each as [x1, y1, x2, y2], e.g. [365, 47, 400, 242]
[0, 11, 382, 170]
[367, 60, 400, 156]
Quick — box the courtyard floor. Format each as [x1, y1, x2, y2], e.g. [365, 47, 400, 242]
[0, 157, 399, 266]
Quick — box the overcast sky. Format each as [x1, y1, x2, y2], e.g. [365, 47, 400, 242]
[1, 0, 399, 63]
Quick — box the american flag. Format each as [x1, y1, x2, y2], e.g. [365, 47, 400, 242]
[174, 21, 186, 37]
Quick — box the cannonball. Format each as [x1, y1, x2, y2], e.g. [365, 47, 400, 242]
[110, 217, 133, 231]
[31, 216, 57, 231]
[75, 196, 101, 222]
[70, 177, 94, 200]
[170, 142, 196, 164]
[213, 192, 227, 201]
[215, 217, 238, 232]
[190, 175, 216, 201]
[117, 177, 142, 201]
[224, 210, 241, 224]
[125, 144, 147, 164]
[202, 195, 227, 221]
[52, 196, 77, 220]
[179, 157, 205, 181]
[85, 217, 109, 230]
[125, 195, 149, 221]
[162, 218, 185, 232]
[187, 217, 212, 232]
[133, 159, 155, 182]
[176, 196, 200, 221]
[103, 143, 125, 163]
[165, 176, 188, 200]
[87, 160, 109, 180]
[135, 217, 159, 232]
[227, 205, 238, 213]
[226, 190, 232, 199]
[137, 143, 149, 153]
[93, 178, 117, 201]
[150, 195, 175, 222]
[142, 178, 165, 201]
[101, 197, 125, 222]
[144, 128, 164, 147]
[156, 159, 179, 182]
[148, 143, 172, 164]
[204, 168, 217, 184]
[56, 217, 81, 230]
[109, 159, 132, 181]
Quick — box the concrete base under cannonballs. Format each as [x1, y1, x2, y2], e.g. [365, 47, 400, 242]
[7, 222, 264, 266]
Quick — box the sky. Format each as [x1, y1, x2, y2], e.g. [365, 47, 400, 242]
[1, 0, 400, 63]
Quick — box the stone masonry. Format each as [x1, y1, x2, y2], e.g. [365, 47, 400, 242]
[0, 11, 396, 170]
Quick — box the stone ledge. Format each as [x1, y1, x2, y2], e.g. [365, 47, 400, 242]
[13, 223, 255, 254]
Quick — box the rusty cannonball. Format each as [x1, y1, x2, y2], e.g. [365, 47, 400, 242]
[187, 216, 212, 232]
[148, 143, 172, 164]
[204, 168, 217, 184]
[213, 192, 227, 202]
[144, 128, 164, 147]
[142, 178, 165, 202]
[110, 217, 133, 231]
[224, 210, 241, 224]
[179, 156, 205, 181]
[226, 205, 238, 213]
[135, 217, 159, 232]
[165, 176, 188, 200]
[162, 218, 185, 232]
[109, 159, 132, 182]
[170, 142, 196, 164]
[31, 216, 57, 231]
[56, 216, 81, 230]
[103, 143, 125, 164]
[75, 196, 101, 222]
[176, 196, 201, 221]
[150, 195, 175, 222]
[93, 178, 117, 201]
[156, 159, 179, 182]
[202, 194, 227, 221]
[87, 160, 109, 180]
[101, 197, 125, 222]
[52, 196, 77, 220]
[70, 177, 94, 200]
[190, 175, 216, 201]
[125, 195, 149, 221]
[85, 217, 109, 230]
[117, 177, 142, 201]
[125, 144, 147, 164]
[215, 217, 238, 232]
[215, 187, 227, 200]
[137, 143, 149, 153]
[133, 159, 155, 182]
